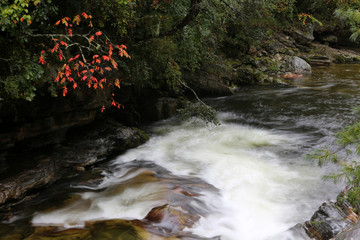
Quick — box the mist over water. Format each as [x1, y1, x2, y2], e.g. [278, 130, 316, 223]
[32, 65, 360, 239]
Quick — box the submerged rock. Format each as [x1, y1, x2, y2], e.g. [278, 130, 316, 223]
[11, 160, 220, 240]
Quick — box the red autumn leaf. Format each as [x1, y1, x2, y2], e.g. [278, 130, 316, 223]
[58, 51, 63, 61]
[68, 77, 74, 82]
[93, 55, 99, 59]
[82, 12, 89, 19]
[102, 55, 110, 61]
[60, 77, 66, 84]
[68, 58, 74, 62]
[51, 43, 59, 53]
[81, 70, 87, 75]
[95, 31, 102, 36]
[91, 76, 97, 82]
[81, 75, 87, 81]
[79, 61, 85, 67]
[74, 54, 80, 59]
[89, 35, 95, 42]
[68, 28, 73, 36]
[63, 86, 68, 96]
[73, 82, 78, 89]
[55, 20, 61, 25]
[101, 105, 106, 112]
[60, 41, 68, 47]
[89, 69, 94, 73]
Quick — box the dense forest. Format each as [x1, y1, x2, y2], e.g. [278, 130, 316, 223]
[4, 1, 360, 239]
[2, 0, 360, 111]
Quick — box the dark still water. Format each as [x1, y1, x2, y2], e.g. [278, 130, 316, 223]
[3, 64, 360, 240]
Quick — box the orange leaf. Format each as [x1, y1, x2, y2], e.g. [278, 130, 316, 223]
[82, 12, 89, 19]
[114, 78, 120, 88]
[111, 59, 118, 69]
[63, 86, 68, 96]
[62, 18, 68, 26]
[105, 67, 112, 71]
[55, 20, 61, 25]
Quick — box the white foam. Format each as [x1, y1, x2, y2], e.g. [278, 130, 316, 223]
[32, 120, 340, 239]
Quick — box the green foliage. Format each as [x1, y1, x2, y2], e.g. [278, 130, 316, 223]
[0, 0, 40, 31]
[334, 7, 360, 41]
[0, 54, 44, 101]
[309, 119, 360, 209]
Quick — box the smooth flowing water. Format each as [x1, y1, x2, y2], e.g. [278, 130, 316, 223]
[7, 64, 360, 239]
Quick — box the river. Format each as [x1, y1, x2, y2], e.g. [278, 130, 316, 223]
[3, 64, 360, 239]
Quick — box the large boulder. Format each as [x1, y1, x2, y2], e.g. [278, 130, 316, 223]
[282, 56, 312, 74]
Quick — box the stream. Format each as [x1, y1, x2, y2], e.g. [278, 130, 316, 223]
[3, 64, 360, 239]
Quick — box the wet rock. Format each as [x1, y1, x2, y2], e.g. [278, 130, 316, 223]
[0, 157, 59, 205]
[309, 56, 331, 66]
[335, 221, 360, 240]
[20, 161, 221, 240]
[0, 119, 149, 206]
[304, 201, 356, 240]
[282, 56, 311, 74]
[143, 204, 200, 233]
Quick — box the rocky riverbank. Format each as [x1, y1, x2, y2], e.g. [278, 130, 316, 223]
[0, 119, 149, 206]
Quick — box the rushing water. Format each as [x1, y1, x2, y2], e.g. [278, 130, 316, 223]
[6, 64, 360, 239]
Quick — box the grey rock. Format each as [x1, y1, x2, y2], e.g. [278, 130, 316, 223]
[282, 56, 311, 74]
[305, 202, 354, 240]
[323, 35, 338, 44]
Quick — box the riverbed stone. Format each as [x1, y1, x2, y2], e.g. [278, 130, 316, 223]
[304, 201, 355, 240]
